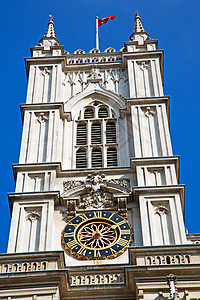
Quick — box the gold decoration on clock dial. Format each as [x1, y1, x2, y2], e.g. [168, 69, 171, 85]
[61, 211, 133, 260]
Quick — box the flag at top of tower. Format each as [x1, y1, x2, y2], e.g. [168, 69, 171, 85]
[98, 15, 115, 27]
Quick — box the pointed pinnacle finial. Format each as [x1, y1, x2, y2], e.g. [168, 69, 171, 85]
[133, 10, 145, 33]
[44, 15, 56, 38]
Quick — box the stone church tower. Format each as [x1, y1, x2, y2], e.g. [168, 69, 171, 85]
[1, 12, 200, 300]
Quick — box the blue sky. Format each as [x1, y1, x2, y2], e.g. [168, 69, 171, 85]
[0, 0, 200, 253]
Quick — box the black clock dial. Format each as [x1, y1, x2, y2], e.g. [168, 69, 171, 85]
[61, 211, 133, 260]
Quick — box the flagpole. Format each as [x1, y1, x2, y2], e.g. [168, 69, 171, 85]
[96, 16, 99, 50]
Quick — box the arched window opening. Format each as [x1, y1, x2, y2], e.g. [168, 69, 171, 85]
[98, 107, 108, 118]
[107, 148, 117, 167]
[76, 149, 87, 168]
[92, 149, 102, 168]
[91, 123, 101, 144]
[106, 122, 116, 143]
[84, 108, 94, 119]
[76, 123, 87, 145]
[76, 101, 118, 169]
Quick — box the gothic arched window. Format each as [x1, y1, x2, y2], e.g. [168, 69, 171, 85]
[75, 101, 118, 168]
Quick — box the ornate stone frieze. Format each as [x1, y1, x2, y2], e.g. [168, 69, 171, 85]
[63, 174, 130, 213]
[0, 261, 48, 273]
[63, 176, 130, 192]
[145, 254, 190, 265]
[78, 173, 115, 209]
[69, 272, 124, 286]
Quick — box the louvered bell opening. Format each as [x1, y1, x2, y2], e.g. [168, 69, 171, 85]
[91, 123, 101, 144]
[106, 122, 116, 143]
[98, 107, 108, 118]
[76, 149, 87, 168]
[92, 149, 102, 168]
[76, 123, 87, 145]
[107, 148, 117, 167]
[84, 108, 94, 119]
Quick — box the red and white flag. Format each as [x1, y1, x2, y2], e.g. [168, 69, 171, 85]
[98, 15, 115, 27]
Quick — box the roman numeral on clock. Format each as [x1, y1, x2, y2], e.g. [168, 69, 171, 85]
[93, 211, 102, 218]
[64, 232, 74, 237]
[110, 247, 117, 254]
[117, 238, 128, 247]
[121, 229, 130, 235]
[94, 250, 101, 257]
[66, 239, 78, 249]
[77, 247, 87, 256]
[79, 214, 89, 221]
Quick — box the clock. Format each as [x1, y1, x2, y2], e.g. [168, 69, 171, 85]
[61, 211, 133, 260]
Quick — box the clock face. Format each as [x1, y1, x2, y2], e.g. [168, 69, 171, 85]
[61, 211, 133, 260]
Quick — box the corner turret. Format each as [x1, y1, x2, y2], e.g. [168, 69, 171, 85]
[38, 15, 60, 49]
[129, 11, 150, 45]
[30, 15, 64, 57]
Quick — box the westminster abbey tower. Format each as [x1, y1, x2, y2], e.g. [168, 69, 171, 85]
[0, 12, 200, 300]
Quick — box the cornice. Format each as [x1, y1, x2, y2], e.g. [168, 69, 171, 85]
[132, 184, 185, 213]
[20, 103, 71, 121]
[130, 156, 180, 183]
[120, 96, 170, 122]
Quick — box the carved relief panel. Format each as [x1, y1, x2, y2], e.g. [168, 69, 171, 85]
[62, 173, 130, 220]
[62, 68, 129, 100]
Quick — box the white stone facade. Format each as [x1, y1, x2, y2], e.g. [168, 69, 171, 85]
[2, 13, 200, 300]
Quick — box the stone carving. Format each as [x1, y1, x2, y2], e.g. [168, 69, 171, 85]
[154, 204, 169, 216]
[63, 174, 130, 211]
[145, 254, 190, 265]
[0, 261, 47, 273]
[167, 274, 179, 299]
[25, 210, 41, 222]
[142, 106, 156, 118]
[104, 47, 116, 53]
[137, 60, 150, 70]
[39, 66, 51, 76]
[87, 66, 102, 80]
[74, 49, 85, 54]
[35, 112, 48, 123]
[63, 180, 85, 191]
[107, 178, 130, 188]
[63, 177, 130, 191]
[78, 173, 114, 209]
[69, 272, 124, 286]
[67, 54, 121, 65]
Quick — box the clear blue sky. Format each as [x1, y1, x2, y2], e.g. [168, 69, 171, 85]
[0, 0, 200, 253]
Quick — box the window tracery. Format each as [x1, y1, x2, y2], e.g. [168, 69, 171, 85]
[75, 101, 118, 169]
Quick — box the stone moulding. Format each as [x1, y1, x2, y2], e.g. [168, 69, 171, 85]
[129, 244, 200, 266]
[0, 261, 48, 273]
[0, 251, 64, 273]
[69, 272, 125, 286]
